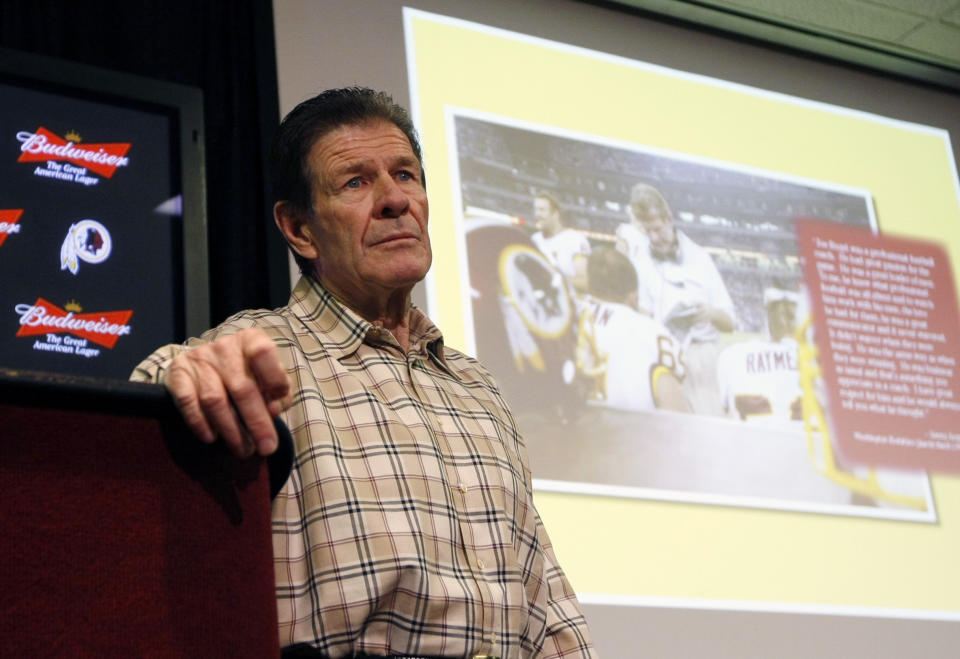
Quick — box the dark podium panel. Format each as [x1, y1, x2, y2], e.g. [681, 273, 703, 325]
[0, 368, 291, 658]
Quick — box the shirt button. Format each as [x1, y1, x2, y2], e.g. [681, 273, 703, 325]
[477, 559, 485, 570]
[459, 483, 468, 493]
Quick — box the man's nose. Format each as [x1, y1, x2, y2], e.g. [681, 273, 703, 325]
[374, 173, 410, 218]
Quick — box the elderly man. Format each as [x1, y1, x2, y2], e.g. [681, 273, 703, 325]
[616, 182, 736, 416]
[132, 88, 595, 659]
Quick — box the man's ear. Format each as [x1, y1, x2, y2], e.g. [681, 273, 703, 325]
[274, 201, 319, 260]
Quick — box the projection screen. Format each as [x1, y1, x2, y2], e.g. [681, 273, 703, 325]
[273, 1, 960, 655]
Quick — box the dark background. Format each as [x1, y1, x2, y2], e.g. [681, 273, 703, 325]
[0, 82, 182, 376]
[1, 0, 288, 327]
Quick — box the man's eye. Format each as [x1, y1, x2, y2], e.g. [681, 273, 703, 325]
[345, 177, 361, 189]
[397, 170, 414, 182]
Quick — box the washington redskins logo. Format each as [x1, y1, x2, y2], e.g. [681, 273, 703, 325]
[498, 244, 573, 339]
[61, 219, 113, 274]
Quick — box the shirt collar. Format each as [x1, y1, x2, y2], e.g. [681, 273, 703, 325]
[406, 302, 453, 373]
[288, 275, 450, 369]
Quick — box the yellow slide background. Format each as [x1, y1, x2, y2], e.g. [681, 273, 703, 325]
[406, 10, 960, 612]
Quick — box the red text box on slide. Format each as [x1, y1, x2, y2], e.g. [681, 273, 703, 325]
[797, 220, 960, 472]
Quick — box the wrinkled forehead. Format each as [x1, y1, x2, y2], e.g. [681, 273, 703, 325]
[312, 119, 415, 158]
[306, 120, 419, 186]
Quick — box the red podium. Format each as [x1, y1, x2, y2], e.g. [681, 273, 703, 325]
[0, 368, 290, 657]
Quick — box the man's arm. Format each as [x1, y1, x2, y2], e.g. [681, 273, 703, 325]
[653, 368, 690, 413]
[132, 328, 292, 457]
[535, 515, 598, 659]
[690, 302, 735, 333]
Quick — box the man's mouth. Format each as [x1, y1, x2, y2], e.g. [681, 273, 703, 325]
[371, 233, 418, 246]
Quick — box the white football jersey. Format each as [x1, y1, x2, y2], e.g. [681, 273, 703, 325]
[531, 228, 591, 280]
[716, 337, 803, 426]
[586, 298, 683, 412]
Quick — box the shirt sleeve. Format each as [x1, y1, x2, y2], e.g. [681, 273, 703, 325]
[129, 315, 252, 384]
[129, 342, 191, 383]
[535, 512, 598, 658]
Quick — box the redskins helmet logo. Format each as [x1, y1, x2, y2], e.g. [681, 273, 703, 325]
[61, 219, 113, 275]
[498, 244, 573, 339]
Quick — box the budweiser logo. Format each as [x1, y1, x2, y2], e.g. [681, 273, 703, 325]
[16, 127, 131, 178]
[15, 298, 133, 348]
[0, 209, 23, 247]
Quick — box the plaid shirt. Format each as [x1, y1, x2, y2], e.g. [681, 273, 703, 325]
[132, 276, 595, 658]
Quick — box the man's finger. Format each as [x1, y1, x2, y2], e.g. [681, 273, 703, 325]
[193, 357, 256, 457]
[164, 328, 288, 457]
[218, 367, 278, 455]
[194, 329, 287, 455]
[242, 331, 292, 406]
[166, 362, 216, 444]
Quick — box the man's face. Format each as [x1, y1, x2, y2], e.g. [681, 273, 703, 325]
[533, 197, 561, 235]
[300, 120, 431, 304]
[632, 200, 677, 258]
[767, 299, 797, 341]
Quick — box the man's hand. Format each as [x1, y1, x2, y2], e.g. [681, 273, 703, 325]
[693, 303, 734, 333]
[165, 328, 292, 457]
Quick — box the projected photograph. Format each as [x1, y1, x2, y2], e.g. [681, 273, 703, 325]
[450, 110, 934, 521]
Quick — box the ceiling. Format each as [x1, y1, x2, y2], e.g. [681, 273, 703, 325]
[610, 0, 960, 73]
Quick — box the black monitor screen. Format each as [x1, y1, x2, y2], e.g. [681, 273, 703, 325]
[0, 50, 207, 379]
